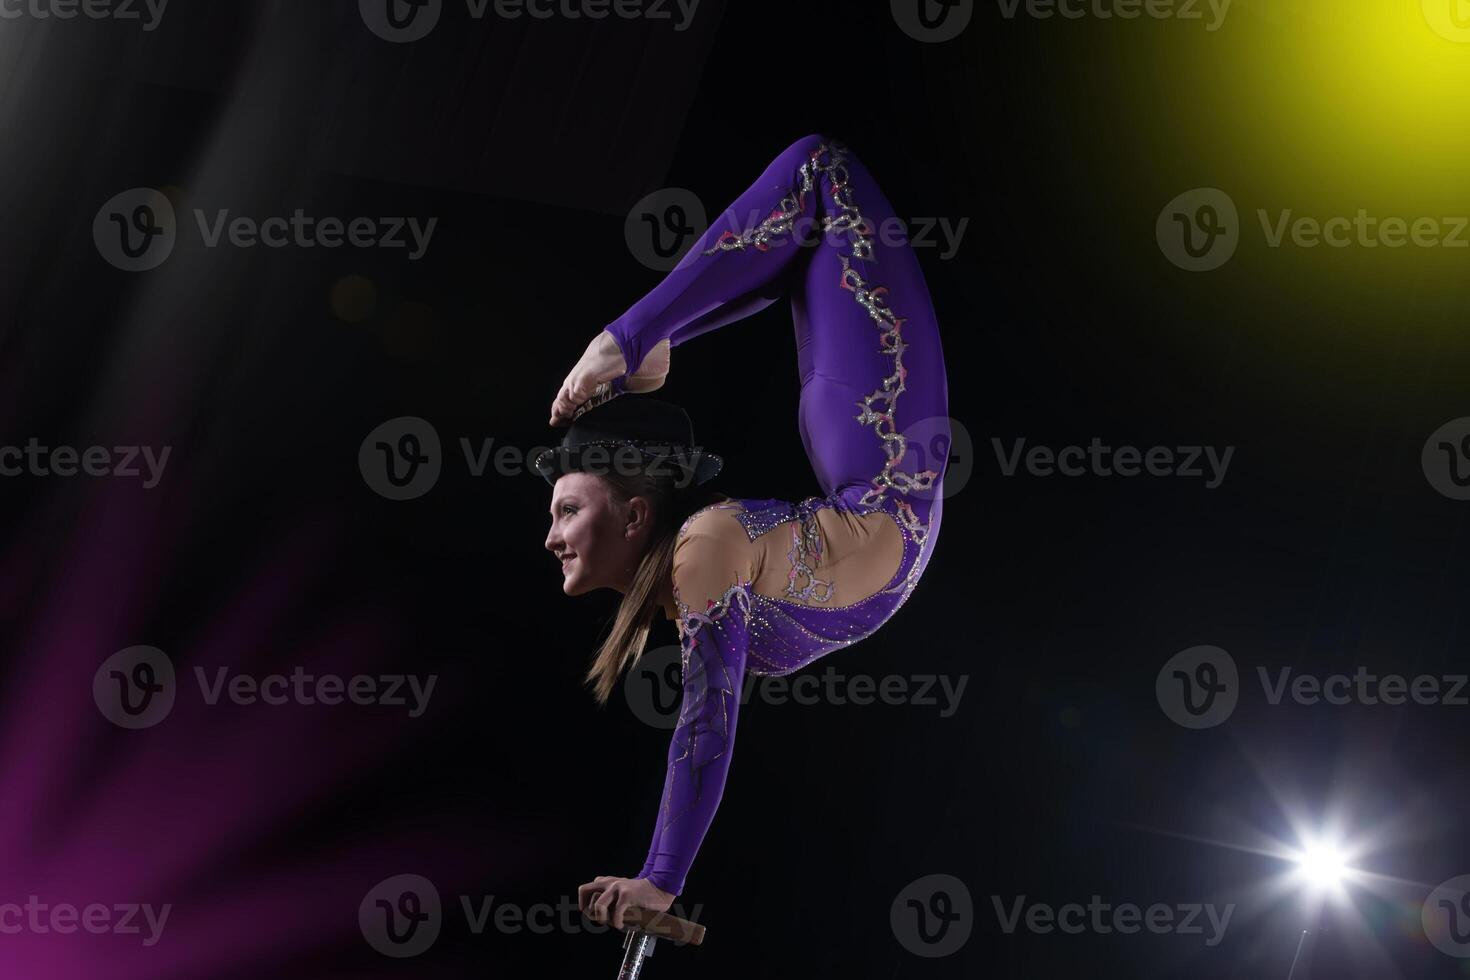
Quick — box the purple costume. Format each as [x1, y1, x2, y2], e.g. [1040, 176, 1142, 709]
[602, 134, 950, 896]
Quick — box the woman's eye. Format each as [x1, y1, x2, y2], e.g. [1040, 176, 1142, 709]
[562, 505, 576, 516]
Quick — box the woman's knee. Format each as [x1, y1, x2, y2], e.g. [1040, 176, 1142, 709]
[775, 133, 841, 174]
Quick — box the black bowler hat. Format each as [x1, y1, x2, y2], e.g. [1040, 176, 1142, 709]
[532, 395, 723, 488]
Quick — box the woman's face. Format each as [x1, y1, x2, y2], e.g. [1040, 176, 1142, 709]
[545, 472, 652, 596]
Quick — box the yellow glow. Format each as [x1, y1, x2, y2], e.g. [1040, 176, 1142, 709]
[1221, 0, 1470, 199]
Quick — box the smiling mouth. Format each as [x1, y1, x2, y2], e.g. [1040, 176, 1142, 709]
[561, 555, 577, 570]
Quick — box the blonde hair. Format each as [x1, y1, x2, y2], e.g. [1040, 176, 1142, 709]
[584, 470, 730, 705]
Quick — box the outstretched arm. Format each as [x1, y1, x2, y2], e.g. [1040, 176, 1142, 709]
[577, 509, 754, 926]
[636, 507, 756, 896]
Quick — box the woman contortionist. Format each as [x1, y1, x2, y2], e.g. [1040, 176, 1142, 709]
[538, 134, 951, 930]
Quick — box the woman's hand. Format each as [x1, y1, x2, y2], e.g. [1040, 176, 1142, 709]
[549, 332, 671, 427]
[578, 874, 676, 930]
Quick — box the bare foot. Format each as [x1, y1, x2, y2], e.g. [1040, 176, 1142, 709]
[626, 338, 670, 394]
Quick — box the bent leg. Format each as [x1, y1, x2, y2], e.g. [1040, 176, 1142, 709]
[602, 133, 835, 387]
[789, 143, 950, 532]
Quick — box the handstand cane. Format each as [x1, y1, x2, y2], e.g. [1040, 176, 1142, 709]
[609, 906, 706, 979]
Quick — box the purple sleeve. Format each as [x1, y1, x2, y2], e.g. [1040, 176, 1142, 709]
[602, 134, 833, 383]
[635, 586, 752, 897]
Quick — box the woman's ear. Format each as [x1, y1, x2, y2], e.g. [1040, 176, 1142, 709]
[623, 495, 654, 539]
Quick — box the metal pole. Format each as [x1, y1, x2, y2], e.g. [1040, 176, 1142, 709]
[618, 930, 657, 979]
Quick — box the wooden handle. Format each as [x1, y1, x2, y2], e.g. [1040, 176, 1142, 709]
[621, 905, 706, 946]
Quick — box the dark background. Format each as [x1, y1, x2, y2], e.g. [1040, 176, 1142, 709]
[0, 0, 1467, 977]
